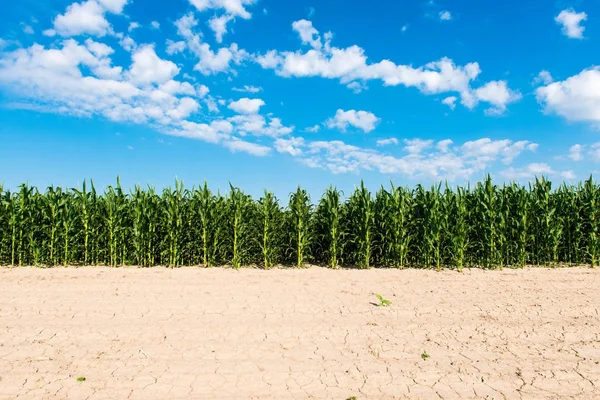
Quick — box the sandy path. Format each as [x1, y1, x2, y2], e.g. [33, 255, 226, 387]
[1, 267, 599, 399]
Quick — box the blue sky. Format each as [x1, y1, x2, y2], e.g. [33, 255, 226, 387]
[1, 0, 600, 199]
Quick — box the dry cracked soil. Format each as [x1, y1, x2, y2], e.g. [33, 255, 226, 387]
[1, 266, 599, 399]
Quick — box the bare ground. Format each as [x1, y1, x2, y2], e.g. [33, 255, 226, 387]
[1, 266, 599, 399]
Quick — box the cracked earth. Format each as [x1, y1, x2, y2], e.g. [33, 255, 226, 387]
[1, 267, 600, 399]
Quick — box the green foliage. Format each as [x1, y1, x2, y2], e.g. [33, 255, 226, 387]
[286, 186, 312, 267]
[374, 294, 391, 307]
[0, 176, 598, 269]
[421, 351, 430, 360]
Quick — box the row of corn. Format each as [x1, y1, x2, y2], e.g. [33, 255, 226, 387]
[1, 176, 599, 269]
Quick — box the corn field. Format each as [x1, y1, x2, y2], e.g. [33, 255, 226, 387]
[1, 176, 599, 269]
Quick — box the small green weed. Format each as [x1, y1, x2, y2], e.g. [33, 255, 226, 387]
[421, 351, 430, 360]
[374, 294, 391, 307]
[76, 376, 86, 382]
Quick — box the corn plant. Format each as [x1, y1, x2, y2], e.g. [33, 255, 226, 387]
[258, 190, 283, 269]
[581, 177, 600, 267]
[286, 186, 312, 267]
[347, 182, 374, 269]
[446, 186, 469, 271]
[226, 184, 256, 269]
[314, 186, 344, 269]
[376, 184, 412, 269]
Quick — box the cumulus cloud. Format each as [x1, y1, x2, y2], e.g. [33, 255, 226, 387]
[569, 144, 584, 161]
[474, 80, 522, 115]
[150, 21, 160, 29]
[442, 96, 457, 110]
[232, 85, 262, 93]
[555, 9, 587, 39]
[189, 0, 258, 42]
[306, 125, 320, 133]
[326, 109, 380, 133]
[500, 163, 555, 180]
[189, 0, 257, 18]
[533, 70, 553, 85]
[294, 137, 538, 178]
[562, 170, 576, 180]
[128, 22, 140, 32]
[275, 137, 305, 156]
[53, 1, 112, 37]
[223, 138, 271, 156]
[228, 97, 265, 114]
[536, 67, 600, 123]
[376, 138, 399, 147]
[96, 0, 128, 14]
[209, 15, 233, 43]
[127, 45, 179, 85]
[439, 11, 452, 21]
[174, 13, 248, 75]
[256, 20, 520, 114]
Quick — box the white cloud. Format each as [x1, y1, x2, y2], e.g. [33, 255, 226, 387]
[209, 15, 233, 43]
[127, 45, 179, 85]
[53, 1, 111, 37]
[533, 70, 553, 85]
[536, 67, 600, 123]
[174, 13, 248, 75]
[562, 170, 576, 180]
[223, 138, 271, 156]
[189, 0, 257, 18]
[401, 25, 408, 32]
[232, 85, 262, 93]
[256, 20, 520, 113]
[97, 0, 128, 13]
[275, 137, 305, 156]
[442, 96, 457, 110]
[589, 143, 600, 162]
[306, 125, 320, 133]
[0, 38, 6, 49]
[22, 25, 35, 35]
[43, 29, 57, 37]
[190, 0, 258, 42]
[227, 114, 293, 137]
[292, 19, 322, 49]
[437, 139, 453, 152]
[166, 40, 186, 55]
[555, 9, 587, 39]
[347, 81, 366, 93]
[297, 137, 537, 178]
[128, 22, 140, 32]
[439, 11, 452, 21]
[404, 138, 433, 154]
[228, 97, 265, 114]
[119, 36, 135, 51]
[569, 144, 584, 161]
[474, 80, 521, 115]
[326, 109, 380, 133]
[376, 138, 399, 147]
[150, 21, 160, 29]
[500, 163, 555, 180]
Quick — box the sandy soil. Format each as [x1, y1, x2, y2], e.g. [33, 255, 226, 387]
[1, 267, 599, 400]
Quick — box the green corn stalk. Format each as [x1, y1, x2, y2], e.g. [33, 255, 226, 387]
[258, 190, 283, 269]
[227, 184, 255, 269]
[376, 184, 412, 269]
[314, 186, 344, 269]
[447, 186, 469, 271]
[347, 181, 374, 269]
[287, 186, 312, 268]
[582, 177, 600, 267]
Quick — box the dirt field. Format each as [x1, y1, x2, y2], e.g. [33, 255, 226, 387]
[1, 267, 599, 399]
